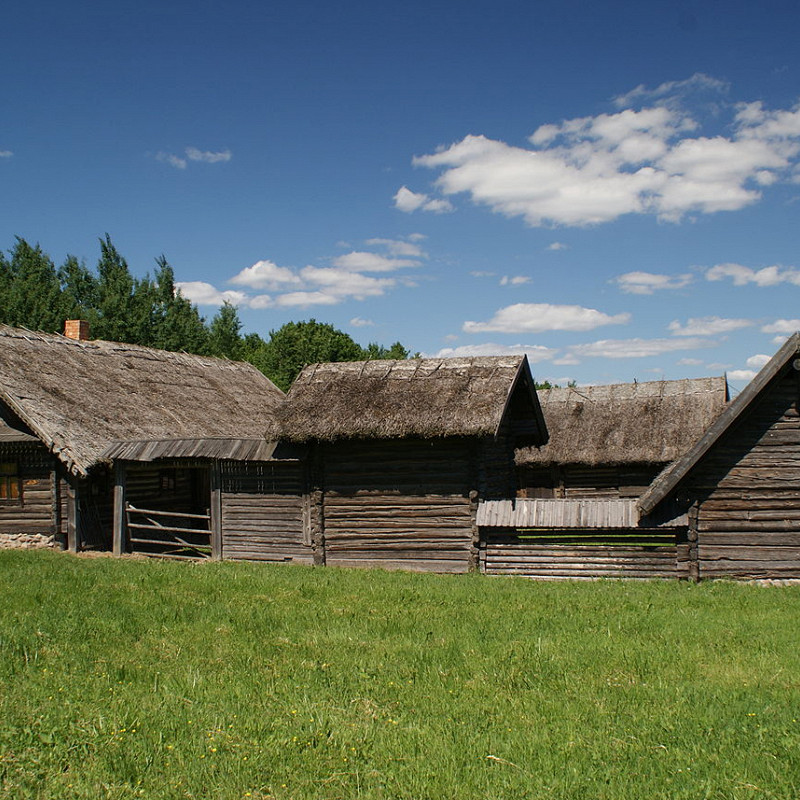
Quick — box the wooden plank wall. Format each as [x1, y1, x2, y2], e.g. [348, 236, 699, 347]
[221, 461, 311, 564]
[0, 446, 54, 535]
[689, 370, 800, 579]
[481, 529, 688, 579]
[320, 438, 475, 573]
[517, 464, 661, 500]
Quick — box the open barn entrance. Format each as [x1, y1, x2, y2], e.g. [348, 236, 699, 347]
[118, 464, 217, 559]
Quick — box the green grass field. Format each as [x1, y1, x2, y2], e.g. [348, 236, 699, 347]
[1, 549, 798, 799]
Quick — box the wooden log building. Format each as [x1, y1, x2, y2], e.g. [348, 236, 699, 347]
[269, 356, 548, 572]
[639, 334, 800, 580]
[479, 378, 729, 579]
[0, 323, 304, 561]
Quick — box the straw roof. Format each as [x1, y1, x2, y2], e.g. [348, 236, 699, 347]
[639, 333, 800, 515]
[272, 356, 547, 443]
[516, 376, 728, 467]
[0, 325, 285, 476]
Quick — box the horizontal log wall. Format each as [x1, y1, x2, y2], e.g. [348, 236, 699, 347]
[0, 445, 54, 535]
[481, 529, 688, 579]
[321, 439, 475, 573]
[221, 461, 311, 564]
[517, 463, 662, 500]
[689, 370, 800, 578]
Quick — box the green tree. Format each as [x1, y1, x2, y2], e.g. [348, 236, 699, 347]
[151, 255, 209, 354]
[258, 319, 366, 391]
[3, 238, 64, 332]
[363, 341, 410, 360]
[93, 234, 155, 344]
[208, 301, 243, 360]
[58, 255, 99, 325]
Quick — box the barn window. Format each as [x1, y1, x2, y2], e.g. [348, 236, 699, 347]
[0, 462, 21, 501]
[159, 469, 177, 494]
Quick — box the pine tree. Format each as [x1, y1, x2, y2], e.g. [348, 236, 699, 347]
[4, 238, 63, 332]
[208, 301, 242, 360]
[151, 255, 209, 354]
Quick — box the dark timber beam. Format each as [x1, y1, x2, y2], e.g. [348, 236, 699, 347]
[112, 462, 127, 557]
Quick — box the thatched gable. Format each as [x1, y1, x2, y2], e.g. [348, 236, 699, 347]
[0, 325, 285, 476]
[516, 376, 728, 467]
[272, 356, 547, 444]
[639, 334, 800, 515]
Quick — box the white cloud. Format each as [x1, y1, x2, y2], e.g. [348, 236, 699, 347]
[156, 151, 187, 169]
[615, 271, 693, 295]
[0, 150, 12, 158]
[706, 262, 800, 286]
[332, 251, 421, 272]
[728, 369, 757, 382]
[409, 79, 800, 227]
[677, 357, 703, 366]
[274, 291, 340, 308]
[430, 343, 557, 361]
[668, 316, 752, 336]
[463, 303, 630, 334]
[393, 185, 453, 214]
[567, 336, 716, 360]
[500, 275, 531, 286]
[230, 259, 302, 290]
[762, 319, 800, 334]
[175, 281, 247, 306]
[298, 267, 395, 300]
[350, 317, 374, 327]
[470, 270, 496, 278]
[547, 241, 568, 251]
[185, 147, 232, 164]
[365, 238, 426, 258]
[746, 354, 771, 369]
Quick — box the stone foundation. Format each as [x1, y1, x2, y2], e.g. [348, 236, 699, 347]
[0, 532, 56, 549]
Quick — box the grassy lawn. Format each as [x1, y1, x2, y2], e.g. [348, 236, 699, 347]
[1, 550, 799, 799]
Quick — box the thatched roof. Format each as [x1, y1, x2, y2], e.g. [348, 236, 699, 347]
[0, 325, 285, 476]
[639, 334, 800, 515]
[271, 356, 547, 444]
[516, 376, 728, 467]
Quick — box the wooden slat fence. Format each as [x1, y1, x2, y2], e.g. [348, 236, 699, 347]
[126, 502, 212, 559]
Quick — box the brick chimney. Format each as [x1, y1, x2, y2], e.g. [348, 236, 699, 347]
[64, 320, 90, 341]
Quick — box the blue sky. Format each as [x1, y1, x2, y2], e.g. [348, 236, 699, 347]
[3, 0, 800, 390]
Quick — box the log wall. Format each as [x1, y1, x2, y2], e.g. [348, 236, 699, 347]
[0, 445, 55, 536]
[319, 438, 475, 573]
[517, 463, 663, 500]
[220, 461, 311, 564]
[687, 369, 800, 579]
[481, 529, 689, 579]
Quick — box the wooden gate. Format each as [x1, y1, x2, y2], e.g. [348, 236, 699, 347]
[125, 503, 212, 559]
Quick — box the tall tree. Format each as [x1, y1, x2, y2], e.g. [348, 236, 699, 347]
[151, 255, 209, 354]
[257, 319, 365, 391]
[94, 234, 144, 343]
[58, 255, 98, 325]
[208, 301, 243, 360]
[3, 238, 63, 332]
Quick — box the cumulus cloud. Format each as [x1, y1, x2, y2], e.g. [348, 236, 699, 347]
[350, 317, 375, 327]
[567, 336, 716, 360]
[706, 262, 800, 286]
[156, 147, 231, 169]
[175, 281, 247, 306]
[156, 151, 187, 169]
[500, 275, 532, 286]
[668, 316, 753, 336]
[430, 343, 558, 361]
[746, 354, 771, 369]
[614, 271, 693, 294]
[230, 260, 303, 290]
[677, 358, 703, 366]
[393, 185, 453, 214]
[0, 150, 12, 158]
[547, 242, 568, 251]
[332, 251, 421, 271]
[728, 369, 757, 382]
[463, 303, 630, 334]
[185, 147, 232, 163]
[762, 319, 800, 334]
[406, 77, 800, 227]
[365, 238, 426, 258]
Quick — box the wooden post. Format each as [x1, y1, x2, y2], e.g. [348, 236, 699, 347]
[210, 462, 222, 560]
[112, 462, 127, 557]
[66, 479, 81, 554]
[688, 501, 700, 582]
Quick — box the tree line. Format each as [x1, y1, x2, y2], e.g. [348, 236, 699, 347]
[0, 235, 410, 390]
